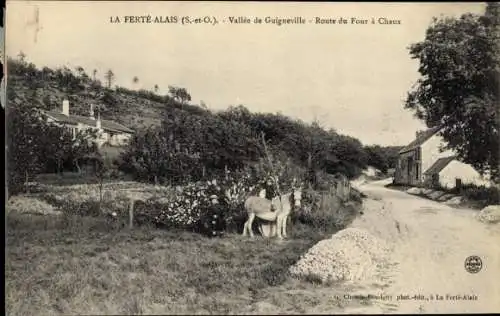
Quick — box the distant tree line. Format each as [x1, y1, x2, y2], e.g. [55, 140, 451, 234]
[117, 104, 372, 186]
[364, 145, 402, 174]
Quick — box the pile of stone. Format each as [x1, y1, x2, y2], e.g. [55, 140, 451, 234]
[476, 205, 500, 224]
[289, 228, 388, 283]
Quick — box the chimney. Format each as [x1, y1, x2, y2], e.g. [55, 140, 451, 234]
[62, 99, 70, 116]
[89, 104, 95, 120]
[96, 111, 101, 129]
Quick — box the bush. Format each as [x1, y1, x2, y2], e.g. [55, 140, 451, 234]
[39, 190, 126, 218]
[7, 196, 61, 216]
[291, 189, 357, 232]
[261, 263, 290, 286]
[131, 172, 254, 230]
[461, 184, 500, 206]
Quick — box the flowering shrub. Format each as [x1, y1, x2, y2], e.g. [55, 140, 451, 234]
[134, 166, 312, 231]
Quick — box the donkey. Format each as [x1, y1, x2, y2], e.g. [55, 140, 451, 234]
[242, 187, 302, 239]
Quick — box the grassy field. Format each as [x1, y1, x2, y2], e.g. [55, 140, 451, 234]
[6, 184, 366, 315]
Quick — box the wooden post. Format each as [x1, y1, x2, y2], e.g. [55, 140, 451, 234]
[25, 170, 30, 193]
[129, 199, 134, 229]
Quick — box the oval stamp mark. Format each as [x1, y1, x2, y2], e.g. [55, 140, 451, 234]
[464, 255, 482, 274]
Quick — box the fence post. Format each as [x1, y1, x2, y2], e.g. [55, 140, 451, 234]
[25, 171, 30, 194]
[129, 199, 134, 229]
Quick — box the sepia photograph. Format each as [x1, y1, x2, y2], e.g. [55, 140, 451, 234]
[4, 1, 500, 315]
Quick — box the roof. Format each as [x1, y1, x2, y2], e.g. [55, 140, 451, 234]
[43, 110, 134, 134]
[399, 126, 441, 154]
[424, 156, 457, 175]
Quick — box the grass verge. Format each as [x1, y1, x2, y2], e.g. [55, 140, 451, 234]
[6, 198, 363, 315]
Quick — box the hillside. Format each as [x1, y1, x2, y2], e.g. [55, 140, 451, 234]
[7, 57, 210, 131]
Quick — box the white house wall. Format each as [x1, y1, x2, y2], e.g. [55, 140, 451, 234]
[439, 160, 491, 189]
[45, 115, 132, 147]
[420, 133, 456, 174]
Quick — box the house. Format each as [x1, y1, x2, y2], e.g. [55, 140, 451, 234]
[42, 99, 134, 147]
[394, 126, 490, 189]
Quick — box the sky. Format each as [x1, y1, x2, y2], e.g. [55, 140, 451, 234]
[5, 1, 486, 146]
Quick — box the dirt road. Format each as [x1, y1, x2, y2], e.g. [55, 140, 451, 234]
[345, 179, 500, 314]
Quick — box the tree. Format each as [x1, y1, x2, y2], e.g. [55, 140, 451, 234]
[17, 51, 26, 63]
[70, 129, 100, 174]
[168, 86, 192, 105]
[54, 66, 83, 93]
[40, 124, 74, 174]
[118, 126, 203, 184]
[154, 84, 159, 93]
[7, 107, 45, 196]
[365, 145, 389, 174]
[104, 69, 115, 89]
[405, 3, 499, 179]
[364, 145, 402, 174]
[132, 76, 139, 89]
[75, 66, 88, 80]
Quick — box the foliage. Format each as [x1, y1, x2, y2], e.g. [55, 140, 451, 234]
[168, 85, 191, 104]
[446, 183, 500, 207]
[104, 69, 115, 89]
[7, 101, 100, 196]
[134, 172, 258, 231]
[117, 126, 204, 184]
[100, 89, 118, 106]
[364, 145, 402, 174]
[118, 110, 262, 184]
[223, 109, 368, 180]
[7, 106, 46, 195]
[7, 196, 60, 216]
[119, 102, 368, 186]
[405, 3, 500, 178]
[291, 187, 360, 232]
[39, 184, 130, 218]
[460, 184, 499, 206]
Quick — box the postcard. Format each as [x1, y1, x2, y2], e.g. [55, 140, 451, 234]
[5, 1, 499, 315]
